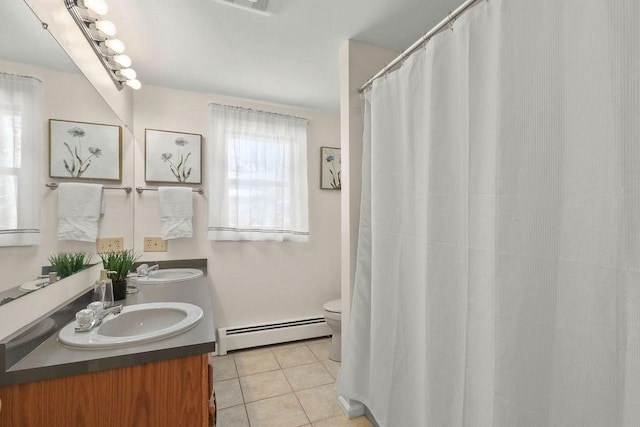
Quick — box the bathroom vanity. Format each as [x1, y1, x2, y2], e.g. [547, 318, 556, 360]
[0, 273, 216, 426]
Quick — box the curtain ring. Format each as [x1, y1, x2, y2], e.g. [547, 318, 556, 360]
[448, 12, 455, 31]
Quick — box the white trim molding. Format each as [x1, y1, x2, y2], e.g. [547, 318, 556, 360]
[337, 395, 365, 418]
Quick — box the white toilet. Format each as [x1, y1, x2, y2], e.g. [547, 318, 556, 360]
[323, 299, 342, 362]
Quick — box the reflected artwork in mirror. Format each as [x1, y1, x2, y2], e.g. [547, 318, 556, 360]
[0, 0, 135, 307]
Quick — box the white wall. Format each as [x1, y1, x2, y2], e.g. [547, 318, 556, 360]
[339, 40, 397, 352]
[133, 85, 341, 329]
[0, 60, 134, 292]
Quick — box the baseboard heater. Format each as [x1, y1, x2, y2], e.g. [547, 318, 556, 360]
[216, 316, 331, 355]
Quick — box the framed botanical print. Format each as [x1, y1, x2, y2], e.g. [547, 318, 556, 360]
[145, 129, 202, 184]
[49, 119, 122, 180]
[321, 146, 341, 190]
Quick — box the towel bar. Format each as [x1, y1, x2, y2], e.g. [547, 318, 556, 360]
[136, 187, 204, 195]
[46, 182, 133, 193]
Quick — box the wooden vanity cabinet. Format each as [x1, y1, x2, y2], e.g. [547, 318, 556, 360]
[0, 353, 211, 427]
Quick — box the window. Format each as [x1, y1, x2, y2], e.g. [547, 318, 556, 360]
[208, 104, 309, 241]
[0, 113, 21, 231]
[0, 73, 41, 246]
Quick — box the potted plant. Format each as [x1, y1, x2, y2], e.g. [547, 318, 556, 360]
[99, 249, 139, 300]
[49, 251, 92, 279]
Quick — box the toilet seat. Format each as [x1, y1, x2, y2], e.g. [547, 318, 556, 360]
[323, 299, 341, 314]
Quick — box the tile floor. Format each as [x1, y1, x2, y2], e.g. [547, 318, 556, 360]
[213, 337, 372, 427]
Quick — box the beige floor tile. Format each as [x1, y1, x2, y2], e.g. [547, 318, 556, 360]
[215, 378, 244, 409]
[246, 393, 310, 427]
[216, 404, 250, 427]
[283, 362, 335, 391]
[232, 346, 273, 358]
[312, 415, 373, 427]
[214, 353, 235, 361]
[295, 383, 343, 423]
[304, 337, 331, 344]
[321, 359, 341, 379]
[274, 345, 319, 368]
[271, 340, 309, 351]
[214, 355, 238, 381]
[234, 348, 280, 377]
[240, 369, 292, 402]
[307, 340, 331, 361]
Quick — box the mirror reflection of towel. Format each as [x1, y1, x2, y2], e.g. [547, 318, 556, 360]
[159, 187, 193, 239]
[57, 183, 104, 242]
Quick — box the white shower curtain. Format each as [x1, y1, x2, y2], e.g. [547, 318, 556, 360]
[337, 0, 640, 426]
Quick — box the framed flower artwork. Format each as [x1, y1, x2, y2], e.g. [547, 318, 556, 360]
[321, 146, 341, 190]
[49, 119, 122, 181]
[145, 129, 202, 184]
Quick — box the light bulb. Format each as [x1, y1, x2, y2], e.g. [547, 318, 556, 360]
[113, 54, 132, 68]
[118, 68, 136, 80]
[124, 79, 141, 90]
[104, 39, 125, 53]
[84, 0, 108, 16]
[94, 20, 116, 36]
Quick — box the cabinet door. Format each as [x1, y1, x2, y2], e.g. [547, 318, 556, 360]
[0, 354, 209, 427]
[208, 359, 216, 426]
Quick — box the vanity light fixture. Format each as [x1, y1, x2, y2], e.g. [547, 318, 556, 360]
[116, 68, 136, 80]
[65, 0, 141, 90]
[124, 79, 142, 90]
[84, 0, 108, 16]
[112, 54, 132, 68]
[92, 20, 116, 36]
[103, 39, 125, 54]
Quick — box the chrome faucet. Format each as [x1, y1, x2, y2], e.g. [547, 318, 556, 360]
[136, 263, 160, 277]
[95, 304, 123, 321]
[75, 304, 123, 332]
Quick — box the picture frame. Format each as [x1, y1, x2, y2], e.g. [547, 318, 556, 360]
[320, 146, 341, 190]
[49, 119, 122, 181]
[145, 129, 202, 184]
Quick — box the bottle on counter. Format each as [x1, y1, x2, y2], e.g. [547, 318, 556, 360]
[94, 269, 114, 308]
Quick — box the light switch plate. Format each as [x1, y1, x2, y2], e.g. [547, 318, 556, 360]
[144, 237, 168, 252]
[96, 237, 124, 253]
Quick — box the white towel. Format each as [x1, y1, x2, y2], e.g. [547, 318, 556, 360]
[159, 187, 193, 240]
[57, 183, 104, 242]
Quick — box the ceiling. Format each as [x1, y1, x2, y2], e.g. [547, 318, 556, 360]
[107, 0, 463, 111]
[7, 0, 465, 111]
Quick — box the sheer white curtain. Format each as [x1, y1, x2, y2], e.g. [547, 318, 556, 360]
[337, 0, 640, 426]
[208, 103, 309, 241]
[0, 73, 41, 246]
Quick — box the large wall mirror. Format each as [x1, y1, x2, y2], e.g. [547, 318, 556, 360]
[0, 0, 135, 306]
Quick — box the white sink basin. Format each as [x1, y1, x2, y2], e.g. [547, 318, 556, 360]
[129, 268, 203, 283]
[58, 302, 203, 349]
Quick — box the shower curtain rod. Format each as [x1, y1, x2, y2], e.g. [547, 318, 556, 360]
[359, 0, 483, 93]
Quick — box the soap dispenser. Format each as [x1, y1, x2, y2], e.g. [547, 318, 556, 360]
[94, 269, 115, 308]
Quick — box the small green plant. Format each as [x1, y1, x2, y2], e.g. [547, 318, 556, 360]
[48, 251, 91, 279]
[99, 249, 139, 282]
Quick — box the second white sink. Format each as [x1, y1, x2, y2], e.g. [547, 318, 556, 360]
[130, 268, 203, 283]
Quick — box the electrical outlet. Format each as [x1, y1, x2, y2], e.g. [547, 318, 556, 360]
[96, 237, 124, 253]
[144, 237, 168, 252]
